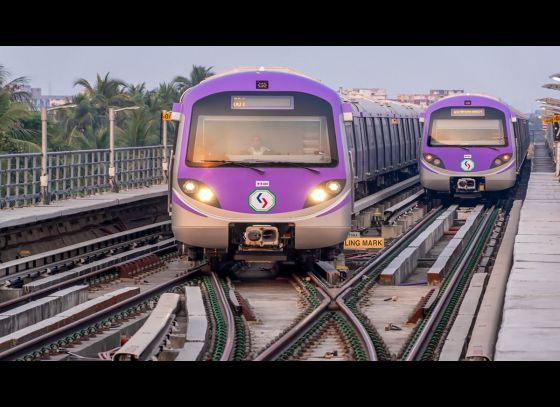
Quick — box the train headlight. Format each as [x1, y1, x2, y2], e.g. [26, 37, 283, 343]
[491, 153, 513, 168]
[304, 179, 346, 208]
[310, 188, 328, 202]
[182, 180, 198, 193]
[423, 153, 445, 168]
[327, 181, 341, 193]
[197, 188, 214, 202]
[178, 178, 221, 207]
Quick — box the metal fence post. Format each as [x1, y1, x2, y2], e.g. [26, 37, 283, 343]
[40, 107, 50, 205]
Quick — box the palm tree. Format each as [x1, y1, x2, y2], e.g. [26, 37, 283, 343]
[0, 89, 38, 153]
[72, 73, 133, 148]
[172, 65, 215, 95]
[0, 64, 33, 110]
[74, 73, 131, 114]
[126, 83, 148, 106]
[118, 109, 157, 147]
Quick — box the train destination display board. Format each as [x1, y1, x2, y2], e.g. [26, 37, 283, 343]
[231, 96, 294, 110]
[343, 236, 385, 249]
[451, 108, 485, 117]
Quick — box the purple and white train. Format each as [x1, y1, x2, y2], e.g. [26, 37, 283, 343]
[420, 94, 529, 198]
[169, 67, 421, 270]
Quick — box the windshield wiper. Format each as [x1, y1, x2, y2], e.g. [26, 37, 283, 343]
[200, 160, 265, 174]
[256, 161, 321, 174]
[481, 146, 499, 151]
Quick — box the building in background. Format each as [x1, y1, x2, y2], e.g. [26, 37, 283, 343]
[395, 89, 464, 108]
[338, 87, 387, 100]
[20, 85, 73, 109]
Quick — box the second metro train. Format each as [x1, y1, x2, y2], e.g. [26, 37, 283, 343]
[169, 67, 422, 269]
[419, 93, 530, 198]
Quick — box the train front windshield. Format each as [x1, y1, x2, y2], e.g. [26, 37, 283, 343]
[428, 106, 507, 147]
[186, 92, 338, 167]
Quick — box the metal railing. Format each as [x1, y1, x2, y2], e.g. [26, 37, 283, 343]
[0, 146, 171, 209]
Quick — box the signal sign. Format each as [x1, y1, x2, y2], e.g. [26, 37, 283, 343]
[344, 237, 384, 250]
[161, 111, 172, 121]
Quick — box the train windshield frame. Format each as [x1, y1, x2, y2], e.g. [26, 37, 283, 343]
[185, 91, 339, 168]
[427, 106, 508, 147]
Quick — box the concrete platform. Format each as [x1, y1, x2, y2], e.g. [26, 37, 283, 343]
[495, 170, 560, 360]
[0, 184, 167, 230]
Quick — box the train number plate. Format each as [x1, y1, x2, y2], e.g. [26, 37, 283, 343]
[343, 237, 384, 250]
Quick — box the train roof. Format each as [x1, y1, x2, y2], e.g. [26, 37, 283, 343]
[180, 66, 327, 102]
[341, 95, 423, 118]
[200, 66, 322, 84]
[432, 93, 528, 119]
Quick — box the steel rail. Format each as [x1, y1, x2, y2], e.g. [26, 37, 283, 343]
[404, 207, 496, 361]
[0, 221, 172, 283]
[385, 190, 425, 224]
[211, 272, 236, 361]
[336, 205, 444, 300]
[0, 262, 205, 361]
[253, 279, 331, 361]
[0, 238, 177, 313]
[335, 297, 377, 360]
[353, 176, 420, 214]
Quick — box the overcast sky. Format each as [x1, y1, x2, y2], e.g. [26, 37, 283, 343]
[1, 46, 559, 113]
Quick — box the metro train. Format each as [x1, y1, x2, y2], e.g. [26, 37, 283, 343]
[419, 94, 530, 198]
[169, 67, 422, 270]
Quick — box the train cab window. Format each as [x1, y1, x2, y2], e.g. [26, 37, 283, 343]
[186, 91, 338, 167]
[428, 107, 507, 147]
[373, 117, 385, 170]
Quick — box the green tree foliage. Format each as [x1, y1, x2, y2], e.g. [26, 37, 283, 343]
[0, 65, 216, 153]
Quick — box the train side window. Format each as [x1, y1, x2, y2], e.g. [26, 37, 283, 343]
[373, 117, 385, 171]
[381, 118, 392, 168]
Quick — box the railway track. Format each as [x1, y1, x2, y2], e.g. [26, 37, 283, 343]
[0, 255, 205, 361]
[2, 164, 531, 362]
[0, 221, 174, 292]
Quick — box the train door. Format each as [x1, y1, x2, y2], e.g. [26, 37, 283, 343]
[414, 119, 422, 160]
[397, 118, 408, 164]
[403, 119, 412, 163]
[388, 118, 399, 168]
[514, 120, 523, 172]
[406, 119, 416, 161]
[381, 118, 392, 168]
[353, 117, 366, 181]
[345, 122, 357, 179]
[374, 117, 385, 171]
[365, 117, 377, 175]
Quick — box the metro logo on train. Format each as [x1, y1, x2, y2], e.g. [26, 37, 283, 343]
[248, 189, 276, 212]
[460, 158, 475, 171]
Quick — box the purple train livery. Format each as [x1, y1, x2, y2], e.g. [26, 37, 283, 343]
[419, 94, 530, 198]
[169, 67, 421, 270]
